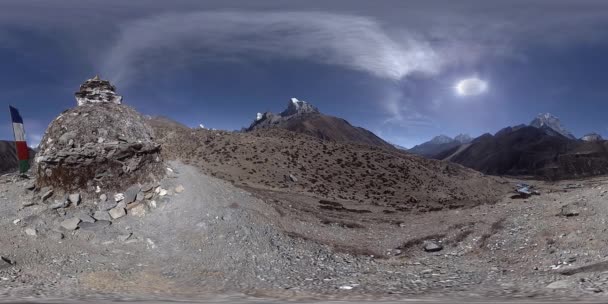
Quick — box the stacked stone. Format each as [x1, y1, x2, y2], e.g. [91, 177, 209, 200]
[35, 76, 164, 197]
[75, 75, 123, 106]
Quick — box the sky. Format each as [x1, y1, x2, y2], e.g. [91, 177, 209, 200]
[2, 0, 608, 148]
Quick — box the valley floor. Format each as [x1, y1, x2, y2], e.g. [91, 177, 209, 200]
[2, 162, 608, 302]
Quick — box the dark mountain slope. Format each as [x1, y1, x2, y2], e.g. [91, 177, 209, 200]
[247, 98, 394, 150]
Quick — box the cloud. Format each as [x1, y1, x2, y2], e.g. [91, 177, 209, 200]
[454, 77, 488, 96]
[101, 11, 443, 85]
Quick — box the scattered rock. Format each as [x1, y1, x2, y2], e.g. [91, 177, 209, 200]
[423, 240, 443, 252]
[123, 185, 141, 204]
[78, 214, 96, 223]
[61, 217, 81, 231]
[12, 219, 20, 225]
[560, 204, 579, 217]
[175, 185, 185, 193]
[93, 211, 112, 221]
[100, 193, 107, 202]
[136, 192, 144, 202]
[79, 220, 111, 232]
[25, 228, 37, 236]
[546, 280, 571, 289]
[68, 193, 81, 206]
[49, 199, 69, 210]
[109, 207, 126, 219]
[22, 201, 35, 207]
[159, 188, 168, 196]
[148, 200, 157, 209]
[114, 193, 125, 202]
[25, 182, 36, 191]
[98, 198, 117, 211]
[141, 184, 154, 192]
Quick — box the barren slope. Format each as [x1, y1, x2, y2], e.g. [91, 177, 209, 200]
[151, 118, 510, 212]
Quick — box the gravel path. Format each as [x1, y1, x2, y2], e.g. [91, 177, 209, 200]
[3, 163, 608, 302]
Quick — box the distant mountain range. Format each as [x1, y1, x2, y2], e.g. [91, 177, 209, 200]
[414, 113, 608, 180]
[246, 98, 395, 149]
[408, 134, 472, 157]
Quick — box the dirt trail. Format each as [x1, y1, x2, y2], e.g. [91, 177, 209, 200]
[4, 163, 608, 302]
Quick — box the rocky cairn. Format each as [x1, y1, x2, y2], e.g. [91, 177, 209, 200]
[35, 76, 164, 195]
[75, 75, 123, 106]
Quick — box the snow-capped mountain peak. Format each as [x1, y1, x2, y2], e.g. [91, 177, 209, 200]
[280, 97, 319, 117]
[529, 113, 576, 139]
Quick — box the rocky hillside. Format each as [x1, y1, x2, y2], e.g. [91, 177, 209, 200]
[246, 98, 395, 149]
[151, 117, 510, 212]
[0, 140, 35, 174]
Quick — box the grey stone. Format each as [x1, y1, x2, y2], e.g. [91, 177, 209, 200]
[141, 184, 154, 192]
[175, 185, 185, 193]
[25, 182, 36, 191]
[546, 280, 571, 289]
[109, 207, 126, 219]
[135, 192, 144, 202]
[93, 210, 112, 221]
[61, 217, 81, 231]
[100, 193, 107, 202]
[49, 199, 69, 210]
[560, 205, 579, 217]
[423, 241, 443, 252]
[123, 185, 141, 204]
[79, 220, 111, 232]
[68, 193, 81, 205]
[79, 214, 96, 223]
[22, 201, 35, 207]
[98, 198, 117, 211]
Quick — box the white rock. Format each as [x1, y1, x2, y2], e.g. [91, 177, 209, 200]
[159, 188, 168, 196]
[175, 185, 184, 193]
[339, 285, 354, 290]
[25, 228, 37, 236]
[68, 193, 81, 205]
[12, 219, 20, 225]
[114, 193, 125, 202]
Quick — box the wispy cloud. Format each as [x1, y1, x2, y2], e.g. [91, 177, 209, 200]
[101, 11, 443, 85]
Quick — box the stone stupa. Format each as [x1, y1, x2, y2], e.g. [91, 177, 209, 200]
[35, 76, 164, 196]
